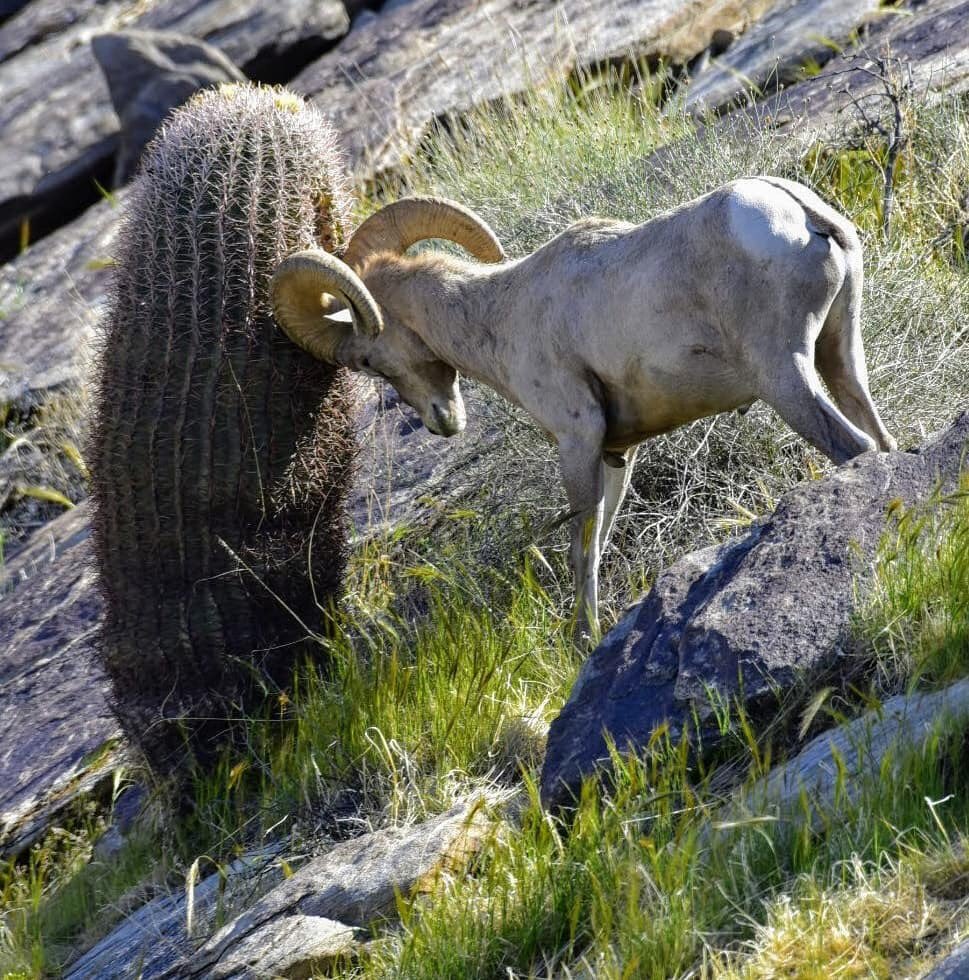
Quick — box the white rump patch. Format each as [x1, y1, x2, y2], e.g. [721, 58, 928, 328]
[727, 179, 812, 260]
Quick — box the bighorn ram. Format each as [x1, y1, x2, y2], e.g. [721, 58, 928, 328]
[272, 180, 896, 641]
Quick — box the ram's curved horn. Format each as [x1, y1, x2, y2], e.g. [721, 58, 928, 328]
[272, 249, 383, 363]
[343, 197, 505, 270]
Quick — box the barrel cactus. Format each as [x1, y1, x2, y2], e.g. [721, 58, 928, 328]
[90, 84, 359, 777]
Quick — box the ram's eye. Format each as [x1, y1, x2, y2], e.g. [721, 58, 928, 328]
[361, 358, 371, 369]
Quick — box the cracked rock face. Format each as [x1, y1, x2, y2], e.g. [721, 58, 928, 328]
[65, 846, 286, 980]
[750, 0, 969, 136]
[180, 800, 493, 979]
[0, 0, 350, 258]
[540, 413, 969, 809]
[684, 0, 881, 115]
[0, 504, 120, 859]
[293, 0, 769, 183]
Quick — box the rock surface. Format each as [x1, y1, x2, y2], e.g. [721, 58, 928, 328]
[752, 0, 969, 136]
[725, 678, 969, 830]
[65, 846, 284, 980]
[541, 413, 969, 808]
[685, 0, 881, 114]
[93, 29, 246, 185]
[0, 0, 112, 63]
[0, 196, 117, 410]
[923, 939, 969, 980]
[294, 0, 769, 182]
[206, 914, 361, 979]
[180, 800, 494, 977]
[0, 503, 120, 858]
[0, 0, 350, 258]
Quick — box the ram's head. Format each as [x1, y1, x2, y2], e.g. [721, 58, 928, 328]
[272, 198, 504, 436]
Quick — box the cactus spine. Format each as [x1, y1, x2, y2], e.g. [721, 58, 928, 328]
[90, 84, 358, 776]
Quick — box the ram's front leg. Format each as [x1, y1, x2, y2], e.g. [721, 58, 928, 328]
[558, 431, 606, 649]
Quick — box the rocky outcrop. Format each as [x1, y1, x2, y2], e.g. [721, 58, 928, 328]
[65, 845, 285, 980]
[752, 0, 969, 137]
[0, 503, 120, 858]
[67, 799, 497, 978]
[685, 0, 881, 115]
[0, 0, 350, 260]
[541, 413, 969, 809]
[179, 800, 495, 978]
[924, 939, 969, 980]
[0, 195, 116, 410]
[0, 0, 113, 63]
[724, 678, 969, 831]
[205, 915, 362, 979]
[293, 0, 770, 183]
[93, 30, 246, 185]
[0, 0, 791, 262]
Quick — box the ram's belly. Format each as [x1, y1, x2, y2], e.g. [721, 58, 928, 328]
[601, 353, 756, 451]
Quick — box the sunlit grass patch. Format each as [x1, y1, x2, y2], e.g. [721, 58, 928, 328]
[355, 701, 969, 980]
[0, 802, 159, 977]
[184, 552, 577, 852]
[856, 476, 969, 692]
[713, 859, 947, 980]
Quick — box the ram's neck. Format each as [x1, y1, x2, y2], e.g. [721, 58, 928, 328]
[385, 257, 513, 393]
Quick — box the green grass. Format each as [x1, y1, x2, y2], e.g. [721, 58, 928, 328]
[0, 389, 89, 560]
[349, 472, 969, 979]
[8, 483, 967, 978]
[856, 476, 969, 693]
[356, 705, 969, 979]
[2, 71, 968, 978]
[184, 550, 576, 852]
[0, 792, 160, 977]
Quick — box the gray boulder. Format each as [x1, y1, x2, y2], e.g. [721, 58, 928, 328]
[0, 0, 108, 64]
[92, 30, 246, 186]
[723, 678, 969, 832]
[205, 915, 362, 979]
[750, 0, 969, 137]
[65, 845, 285, 980]
[685, 0, 881, 115]
[541, 413, 969, 809]
[922, 939, 969, 980]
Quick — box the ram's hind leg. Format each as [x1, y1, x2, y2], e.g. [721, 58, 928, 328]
[760, 351, 878, 465]
[815, 259, 896, 451]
